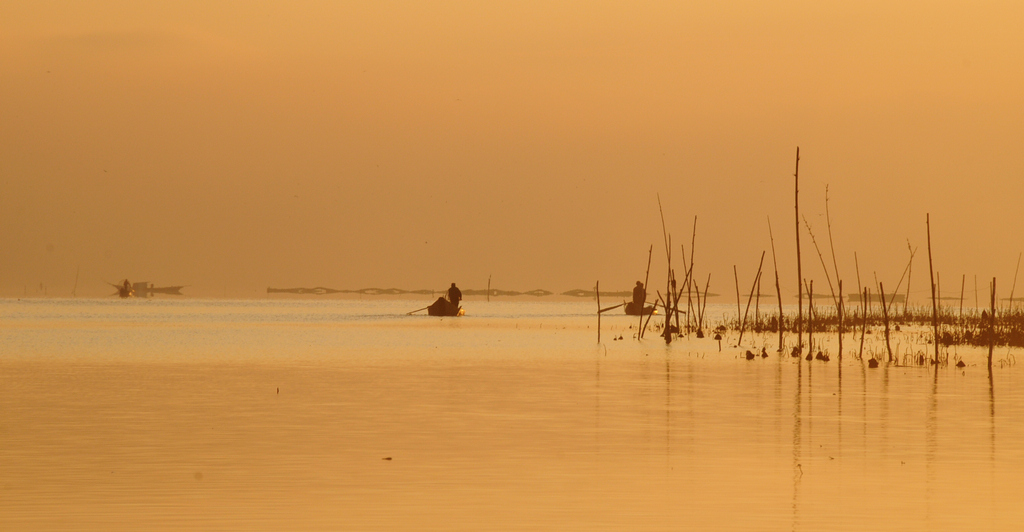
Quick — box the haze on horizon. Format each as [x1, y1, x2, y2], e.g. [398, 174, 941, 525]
[2, 1, 1023, 301]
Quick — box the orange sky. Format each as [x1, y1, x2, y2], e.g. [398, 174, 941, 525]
[2, 1, 1023, 300]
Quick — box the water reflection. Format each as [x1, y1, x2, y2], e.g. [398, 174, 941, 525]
[1, 300, 1021, 530]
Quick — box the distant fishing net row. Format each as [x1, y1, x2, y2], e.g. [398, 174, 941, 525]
[266, 287, 562, 297]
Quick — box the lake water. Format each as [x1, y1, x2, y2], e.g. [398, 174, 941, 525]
[2, 298, 1022, 530]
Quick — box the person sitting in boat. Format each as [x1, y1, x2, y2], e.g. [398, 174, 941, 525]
[633, 281, 646, 308]
[448, 283, 462, 307]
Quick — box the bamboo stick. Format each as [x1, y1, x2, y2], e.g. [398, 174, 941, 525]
[768, 217, 784, 351]
[600, 302, 626, 313]
[755, 272, 761, 326]
[700, 273, 712, 333]
[838, 279, 843, 361]
[794, 147, 803, 355]
[989, 278, 996, 369]
[1009, 253, 1021, 313]
[905, 241, 914, 316]
[738, 252, 766, 345]
[688, 217, 697, 334]
[734, 265, 741, 331]
[959, 274, 966, 324]
[640, 245, 653, 340]
[855, 252, 864, 318]
[859, 288, 868, 361]
[879, 282, 893, 363]
[641, 303, 656, 338]
[806, 280, 814, 358]
[927, 213, 939, 363]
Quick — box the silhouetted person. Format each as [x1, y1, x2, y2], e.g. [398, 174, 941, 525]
[633, 281, 646, 308]
[448, 283, 462, 307]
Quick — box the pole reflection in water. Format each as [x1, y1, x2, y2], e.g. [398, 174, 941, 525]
[926, 364, 938, 524]
[792, 356, 803, 531]
[989, 361, 996, 529]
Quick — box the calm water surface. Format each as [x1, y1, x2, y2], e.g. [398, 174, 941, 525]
[2, 298, 1022, 530]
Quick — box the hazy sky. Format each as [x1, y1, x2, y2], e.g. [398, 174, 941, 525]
[2, 1, 1023, 300]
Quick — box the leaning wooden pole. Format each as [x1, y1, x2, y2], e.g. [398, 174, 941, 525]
[738, 252, 766, 345]
[794, 147, 803, 355]
[1009, 252, 1021, 314]
[879, 282, 893, 363]
[927, 213, 939, 363]
[905, 241, 914, 317]
[640, 245, 653, 340]
[768, 217, 784, 351]
[824, 186, 844, 360]
[700, 273, 712, 333]
[734, 265, 742, 330]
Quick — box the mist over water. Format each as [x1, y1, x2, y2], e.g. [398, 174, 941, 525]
[2, 298, 1021, 530]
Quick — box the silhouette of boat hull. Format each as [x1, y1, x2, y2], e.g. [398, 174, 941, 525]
[624, 302, 656, 316]
[426, 297, 464, 317]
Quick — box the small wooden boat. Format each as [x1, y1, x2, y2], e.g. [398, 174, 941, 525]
[624, 301, 656, 316]
[427, 297, 464, 317]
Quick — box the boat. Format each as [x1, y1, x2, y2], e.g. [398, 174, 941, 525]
[426, 297, 464, 317]
[624, 301, 656, 316]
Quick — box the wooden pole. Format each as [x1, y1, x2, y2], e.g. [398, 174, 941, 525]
[640, 245, 653, 340]
[927, 213, 939, 363]
[859, 287, 868, 361]
[700, 273, 712, 333]
[989, 277, 996, 369]
[600, 302, 626, 313]
[838, 279, 843, 361]
[688, 217, 697, 334]
[824, 186, 845, 346]
[641, 302, 657, 339]
[738, 252, 766, 345]
[905, 241, 914, 317]
[1009, 252, 1021, 313]
[734, 265, 742, 331]
[768, 216, 784, 351]
[807, 280, 814, 357]
[959, 274, 966, 325]
[755, 273, 761, 327]
[794, 147, 803, 355]
[879, 282, 893, 363]
[658, 196, 673, 345]
[855, 252, 864, 319]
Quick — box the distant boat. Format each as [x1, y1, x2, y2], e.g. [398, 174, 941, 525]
[427, 297, 464, 317]
[132, 282, 184, 297]
[624, 301, 656, 316]
[109, 280, 185, 298]
[109, 279, 134, 298]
